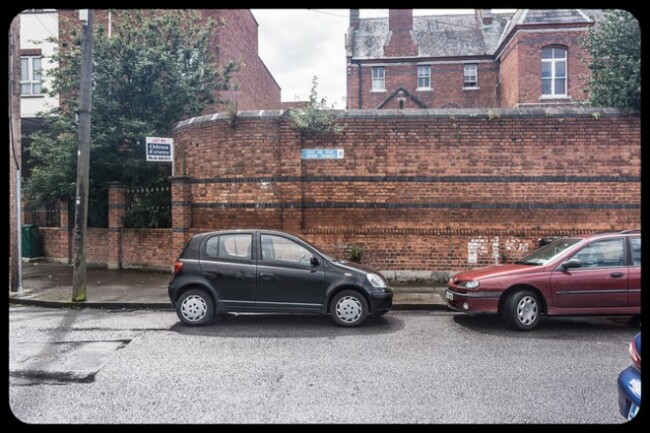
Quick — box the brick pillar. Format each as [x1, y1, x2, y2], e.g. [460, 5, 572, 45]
[170, 176, 192, 264]
[107, 182, 127, 269]
[58, 200, 72, 264]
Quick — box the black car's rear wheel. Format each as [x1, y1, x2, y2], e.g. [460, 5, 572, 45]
[176, 288, 214, 326]
[504, 290, 541, 331]
[330, 290, 368, 327]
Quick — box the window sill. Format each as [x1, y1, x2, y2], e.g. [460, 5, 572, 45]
[21, 94, 45, 98]
[540, 95, 570, 100]
[416, 87, 432, 92]
[463, 86, 480, 91]
[370, 89, 386, 93]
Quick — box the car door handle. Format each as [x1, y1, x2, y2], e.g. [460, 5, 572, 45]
[259, 272, 274, 280]
[610, 272, 625, 278]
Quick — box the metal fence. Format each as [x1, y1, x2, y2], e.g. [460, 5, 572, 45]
[124, 185, 171, 228]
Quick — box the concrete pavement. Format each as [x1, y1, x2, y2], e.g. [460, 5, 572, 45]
[9, 260, 449, 311]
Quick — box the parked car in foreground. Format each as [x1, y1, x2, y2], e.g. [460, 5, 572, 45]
[168, 229, 393, 327]
[617, 332, 641, 421]
[447, 230, 641, 330]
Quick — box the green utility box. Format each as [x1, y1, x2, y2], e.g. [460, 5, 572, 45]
[21, 224, 41, 258]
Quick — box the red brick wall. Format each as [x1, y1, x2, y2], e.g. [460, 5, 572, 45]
[39, 228, 69, 262]
[201, 9, 281, 111]
[498, 39, 521, 108]
[120, 229, 173, 269]
[170, 108, 640, 271]
[38, 108, 640, 273]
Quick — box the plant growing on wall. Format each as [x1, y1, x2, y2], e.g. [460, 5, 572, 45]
[290, 76, 343, 135]
[347, 245, 364, 263]
[25, 10, 238, 227]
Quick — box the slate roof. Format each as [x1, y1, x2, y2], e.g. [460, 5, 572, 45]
[350, 9, 599, 60]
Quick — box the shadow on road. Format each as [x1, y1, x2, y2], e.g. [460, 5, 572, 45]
[169, 312, 405, 338]
[452, 314, 640, 338]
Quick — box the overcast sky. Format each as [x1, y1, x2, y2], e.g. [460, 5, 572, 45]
[251, 9, 515, 108]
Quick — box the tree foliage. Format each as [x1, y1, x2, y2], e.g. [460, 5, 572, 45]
[580, 9, 640, 110]
[289, 76, 343, 135]
[26, 10, 238, 226]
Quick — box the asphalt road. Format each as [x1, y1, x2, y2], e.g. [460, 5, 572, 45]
[9, 305, 638, 424]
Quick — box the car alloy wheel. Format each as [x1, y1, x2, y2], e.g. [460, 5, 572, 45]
[177, 289, 214, 326]
[331, 290, 368, 327]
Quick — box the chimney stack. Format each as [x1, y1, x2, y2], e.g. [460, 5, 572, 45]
[476, 9, 493, 27]
[350, 9, 360, 30]
[384, 9, 418, 57]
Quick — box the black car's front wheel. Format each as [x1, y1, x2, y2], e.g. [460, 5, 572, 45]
[330, 290, 368, 327]
[504, 290, 541, 331]
[176, 288, 215, 326]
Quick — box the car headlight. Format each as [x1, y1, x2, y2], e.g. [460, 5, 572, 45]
[367, 273, 387, 288]
[459, 280, 480, 289]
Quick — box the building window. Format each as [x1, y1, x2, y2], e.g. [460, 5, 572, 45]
[463, 64, 478, 88]
[417, 65, 431, 89]
[371, 66, 385, 91]
[541, 46, 567, 97]
[21, 56, 42, 95]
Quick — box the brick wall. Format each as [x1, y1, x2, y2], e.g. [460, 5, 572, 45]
[120, 229, 173, 269]
[202, 9, 281, 111]
[37, 108, 640, 273]
[169, 107, 640, 272]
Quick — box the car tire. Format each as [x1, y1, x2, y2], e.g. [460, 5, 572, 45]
[176, 288, 215, 326]
[505, 290, 541, 331]
[330, 290, 368, 327]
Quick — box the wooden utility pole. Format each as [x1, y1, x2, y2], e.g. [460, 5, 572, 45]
[72, 9, 94, 302]
[9, 14, 22, 293]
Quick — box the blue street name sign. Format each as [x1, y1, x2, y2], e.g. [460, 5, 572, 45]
[301, 149, 344, 160]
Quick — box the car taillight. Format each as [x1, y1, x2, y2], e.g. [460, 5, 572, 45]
[629, 338, 641, 371]
[173, 260, 184, 274]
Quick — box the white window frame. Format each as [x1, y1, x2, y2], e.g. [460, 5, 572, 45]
[371, 66, 385, 92]
[21, 55, 43, 96]
[463, 64, 478, 89]
[541, 46, 567, 98]
[417, 65, 431, 90]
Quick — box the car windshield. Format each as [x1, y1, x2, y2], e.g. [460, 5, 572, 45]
[515, 238, 582, 266]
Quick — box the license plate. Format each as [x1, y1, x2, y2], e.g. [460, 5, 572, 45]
[446, 291, 454, 301]
[628, 403, 639, 420]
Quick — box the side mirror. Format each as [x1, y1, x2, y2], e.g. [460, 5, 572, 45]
[310, 257, 320, 267]
[561, 258, 582, 270]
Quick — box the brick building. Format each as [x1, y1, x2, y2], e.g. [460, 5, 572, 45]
[346, 9, 603, 109]
[36, 9, 281, 112]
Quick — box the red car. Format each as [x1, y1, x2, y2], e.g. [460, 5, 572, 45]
[447, 230, 641, 330]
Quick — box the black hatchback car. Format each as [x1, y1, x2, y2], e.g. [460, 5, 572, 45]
[168, 229, 393, 327]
